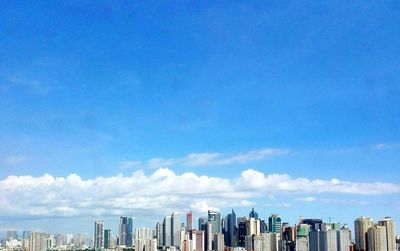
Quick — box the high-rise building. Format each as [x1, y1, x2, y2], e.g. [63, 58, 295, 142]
[156, 222, 163, 247]
[94, 221, 104, 250]
[193, 230, 205, 251]
[367, 225, 388, 251]
[104, 229, 111, 249]
[355, 216, 374, 251]
[238, 220, 247, 247]
[378, 217, 396, 251]
[338, 227, 351, 251]
[163, 215, 172, 247]
[246, 217, 261, 236]
[226, 209, 237, 247]
[213, 233, 224, 251]
[187, 211, 193, 231]
[29, 232, 46, 251]
[172, 212, 181, 247]
[136, 228, 153, 240]
[208, 210, 221, 234]
[205, 222, 213, 251]
[296, 224, 310, 251]
[119, 217, 133, 247]
[269, 215, 282, 234]
[249, 208, 259, 220]
[199, 217, 207, 230]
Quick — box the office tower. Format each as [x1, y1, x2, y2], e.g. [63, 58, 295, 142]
[156, 222, 163, 247]
[355, 216, 374, 251]
[269, 214, 282, 233]
[104, 229, 111, 249]
[338, 227, 351, 251]
[163, 215, 172, 247]
[378, 217, 396, 251]
[367, 225, 388, 251]
[199, 217, 207, 230]
[249, 208, 259, 220]
[238, 220, 247, 247]
[246, 217, 261, 236]
[193, 230, 205, 251]
[205, 222, 213, 251]
[208, 210, 221, 234]
[187, 211, 193, 231]
[29, 232, 46, 251]
[172, 212, 181, 247]
[213, 233, 224, 251]
[226, 209, 237, 247]
[119, 216, 133, 247]
[260, 220, 268, 233]
[94, 221, 104, 250]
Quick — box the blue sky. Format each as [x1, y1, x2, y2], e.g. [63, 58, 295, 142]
[0, 1, 399, 235]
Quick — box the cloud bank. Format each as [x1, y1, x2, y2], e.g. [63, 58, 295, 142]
[0, 168, 399, 219]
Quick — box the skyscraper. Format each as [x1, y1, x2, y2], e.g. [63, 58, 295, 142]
[29, 232, 46, 251]
[163, 215, 172, 247]
[355, 216, 373, 251]
[199, 217, 207, 230]
[378, 217, 396, 251]
[172, 212, 181, 247]
[187, 211, 193, 231]
[249, 208, 259, 220]
[268, 214, 282, 233]
[246, 217, 261, 236]
[94, 221, 104, 250]
[104, 229, 111, 249]
[226, 209, 237, 247]
[119, 216, 133, 247]
[367, 225, 388, 251]
[208, 210, 221, 234]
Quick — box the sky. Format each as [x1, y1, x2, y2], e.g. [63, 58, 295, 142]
[0, 1, 400, 236]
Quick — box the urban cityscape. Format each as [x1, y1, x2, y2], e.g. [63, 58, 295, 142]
[0, 209, 398, 251]
[1, 2, 399, 251]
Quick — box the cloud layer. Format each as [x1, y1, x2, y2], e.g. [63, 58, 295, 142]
[0, 168, 399, 219]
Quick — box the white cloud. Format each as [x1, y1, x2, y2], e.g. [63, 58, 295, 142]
[0, 168, 398, 219]
[121, 148, 290, 169]
[296, 197, 317, 202]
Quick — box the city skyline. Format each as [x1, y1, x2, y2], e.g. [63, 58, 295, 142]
[1, 0, 400, 238]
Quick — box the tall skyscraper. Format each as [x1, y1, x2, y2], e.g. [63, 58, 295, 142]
[187, 211, 193, 231]
[355, 216, 374, 251]
[268, 214, 282, 233]
[163, 215, 172, 247]
[172, 212, 181, 247]
[94, 221, 104, 250]
[367, 225, 388, 251]
[249, 208, 259, 220]
[208, 210, 221, 234]
[378, 217, 396, 251]
[226, 209, 237, 247]
[205, 222, 213, 251]
[104, 229, 111, 249]
[119, 216, 133, 247]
